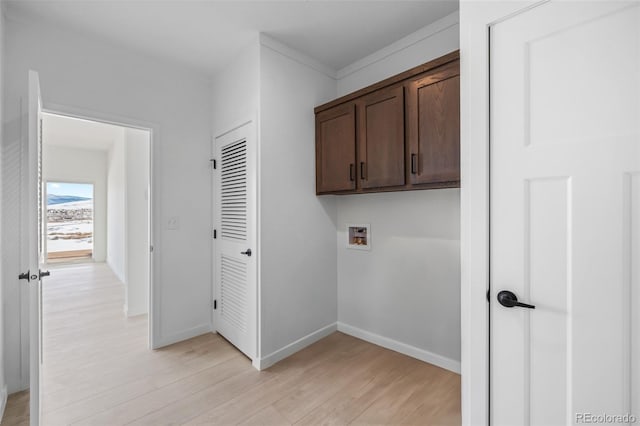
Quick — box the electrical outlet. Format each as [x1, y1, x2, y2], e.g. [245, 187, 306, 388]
[167, 216, 179, 230]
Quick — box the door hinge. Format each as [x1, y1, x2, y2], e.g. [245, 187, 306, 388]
[150, 245, 154, 252]
[487, 289, 490, 302]
[213, 299, 217, 310]
[212, 229, 217, 239]
[210, 158, 217, 170]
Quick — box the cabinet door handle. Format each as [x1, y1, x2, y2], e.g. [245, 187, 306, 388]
[360, 162, 366, 180]
[411, 154, 418, 175]
[349, 163, 355, 181]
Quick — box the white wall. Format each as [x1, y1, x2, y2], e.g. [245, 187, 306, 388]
[258, 37, 337, 361]
[211, 39, 260, 137]
[0, 4, 6, 416]
[106, 127, 150, 317]
[124, 128, 150, 317]
[335, 12, 462, 371]
[107, 135, 126, 282]
[336, 191, 461, 367]
[3, 14, 212, 391]
[42, 144, 108, 262]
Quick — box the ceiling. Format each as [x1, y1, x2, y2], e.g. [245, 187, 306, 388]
[4, 1, 459, 75]
[43, 113, 122, 151]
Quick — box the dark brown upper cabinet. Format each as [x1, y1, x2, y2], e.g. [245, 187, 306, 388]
[315, 50, 459, 195]
[406, 62, 460, 186]
[315, 102, 356, 193]
[358, 85, 405, 190]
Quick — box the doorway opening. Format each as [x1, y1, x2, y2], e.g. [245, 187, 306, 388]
[39, 111, 154, 422]
[45, 181, 95, 262]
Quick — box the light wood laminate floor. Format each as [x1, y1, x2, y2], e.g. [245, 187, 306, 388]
[2, 263, 460, 425]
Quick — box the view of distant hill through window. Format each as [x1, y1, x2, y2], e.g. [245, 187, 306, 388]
[46, 182, 94, 261]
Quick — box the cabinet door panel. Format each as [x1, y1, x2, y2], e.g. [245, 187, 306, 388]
[408, 70, 460, 185]
[315, 103, 356, 193]
[358, 86, 405, 189]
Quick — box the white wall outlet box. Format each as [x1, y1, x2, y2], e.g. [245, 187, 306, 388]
[167, 216, 179, 230]
[346, 224, 371, 251]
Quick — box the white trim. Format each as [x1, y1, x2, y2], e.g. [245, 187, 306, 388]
[40, 102, 161, 351]
[337, 322, 461, 374]
[43, 103, 156, 132]
[253, 322, 337, 371]
[336, 11, 459, 80]
[125, 308, 147, 318]
[459, 2, 543, 425]
[259, 33, 337, 80]
[0, 386, 7, 423]
[153, 323, 213, 349]
[255, 109, 262, 362]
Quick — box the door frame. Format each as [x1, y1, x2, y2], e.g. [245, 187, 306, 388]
[43, 179, 96, 263]
[459, 1, 545, 425]
[36, 102, 159, 350]
[211, 116, 261, 368]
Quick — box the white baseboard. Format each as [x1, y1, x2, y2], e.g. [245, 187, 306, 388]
[253, 322, 337, 371]
[125, 306, 148, 318]
[153, 323, 213, 349]
[0, 386, 7, 423]
[337, 322, 461, 374]
[106, 259, 126, 284]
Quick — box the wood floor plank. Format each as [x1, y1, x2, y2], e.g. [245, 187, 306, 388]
[395, 374, 461, 426]
[271, 345, 391, 424]
[1, 262, 461, 426]
[293, 350, 416, 425]
[128, 368, 274, 425]
[350, 361, 454, 425]
[183, 341, 377, 425]
[73, 356, 251, 425]
[1, 391, 29, 426]
[44, 342, 242, 424]
[238, 405, 292, 426]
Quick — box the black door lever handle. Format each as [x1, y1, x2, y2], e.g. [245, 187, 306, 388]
[497, 290, 535, 309]
[241, 249, 252, 257]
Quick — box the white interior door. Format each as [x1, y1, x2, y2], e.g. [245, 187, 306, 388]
[25, 70, 45, 425]
[491, 2, 640, 424]
[213, 121, 257, 360]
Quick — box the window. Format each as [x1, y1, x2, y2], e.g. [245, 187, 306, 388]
[46, 182, 94, 261]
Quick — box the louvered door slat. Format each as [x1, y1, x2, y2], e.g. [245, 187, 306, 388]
[220, 255, 247, 332]
[220, 139, 247, 241]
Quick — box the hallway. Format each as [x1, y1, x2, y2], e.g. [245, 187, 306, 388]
[42, 263, 150, 422]
[10, 262, 246, 425]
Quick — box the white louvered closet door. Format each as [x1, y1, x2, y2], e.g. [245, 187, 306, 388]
[213, 121, 257, 361]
